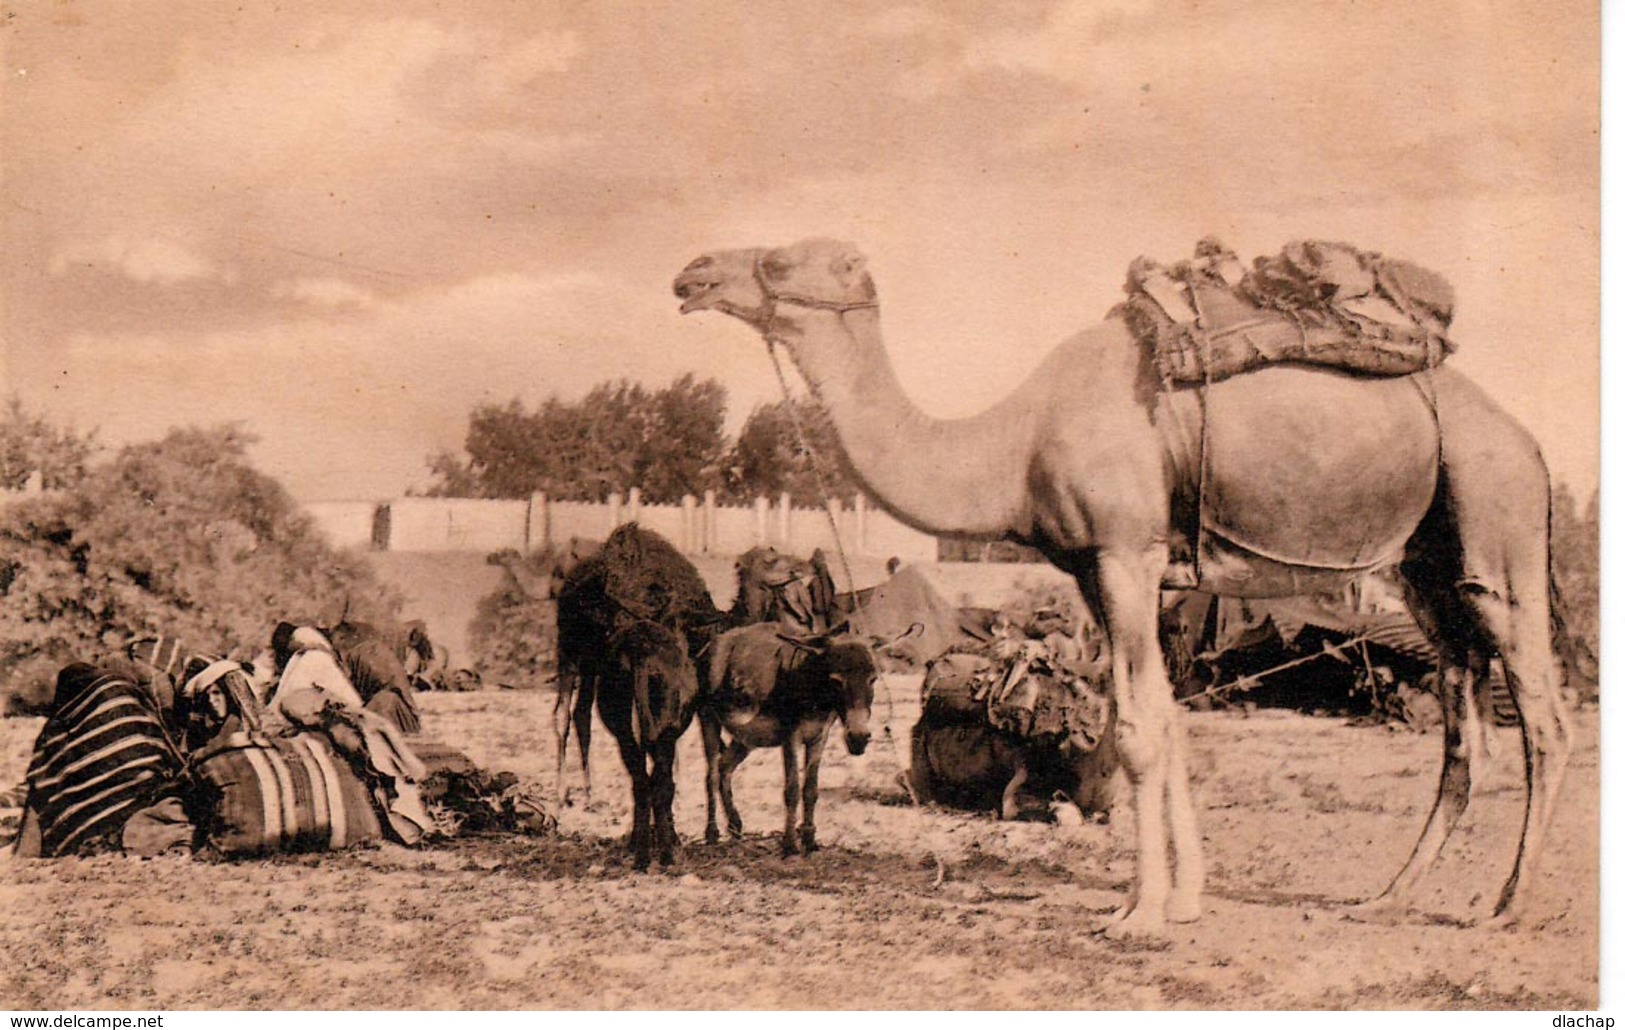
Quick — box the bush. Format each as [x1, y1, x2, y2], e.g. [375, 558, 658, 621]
[0, 425, 401, 712]
[466, 549, 560, 689]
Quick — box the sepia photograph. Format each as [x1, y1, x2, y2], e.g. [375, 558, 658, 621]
[0, 0, 1602, 1013]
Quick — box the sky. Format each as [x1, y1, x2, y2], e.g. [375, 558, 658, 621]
[0, 0, 1599, 501]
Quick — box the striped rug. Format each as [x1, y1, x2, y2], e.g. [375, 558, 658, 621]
[25, 665, 185, 857]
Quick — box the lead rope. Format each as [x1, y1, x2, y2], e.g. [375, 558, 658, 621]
[763, 338, 897, 746]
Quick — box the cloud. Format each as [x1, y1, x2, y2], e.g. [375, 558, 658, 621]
[963, 0, 1157, 78]
[272, 277, 377, 310]
[48, 234, 227, 285]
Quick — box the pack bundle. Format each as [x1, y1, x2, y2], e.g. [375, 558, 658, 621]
[1119, 238, 1457, 385]
[189, 730, 384, 856]
[920, 644, 1108, 745]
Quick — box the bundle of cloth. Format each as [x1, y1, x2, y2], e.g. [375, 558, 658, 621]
[12, 660, 188, 859]
[1119, 237, 1457, 385]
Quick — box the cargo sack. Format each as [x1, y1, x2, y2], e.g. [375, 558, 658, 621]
[919, 652, 997, 726]
[1120, 238, 1456, 385]
[412, 741, 557, 838]
[188, 731, 383, 856]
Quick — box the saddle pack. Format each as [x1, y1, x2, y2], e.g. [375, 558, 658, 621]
[1120, 238, 1457, 385]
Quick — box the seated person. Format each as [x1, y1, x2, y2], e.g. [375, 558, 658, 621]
[265, 623, 432, 843]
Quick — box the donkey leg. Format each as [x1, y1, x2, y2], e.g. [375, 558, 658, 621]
[780, 739, 804, 857]
[718, 739, 752, 839]
[799, 727, 829, 853]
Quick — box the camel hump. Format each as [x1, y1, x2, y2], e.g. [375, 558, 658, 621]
[1198, 366, 1439, 577]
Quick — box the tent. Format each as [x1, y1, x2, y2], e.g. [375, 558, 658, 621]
[842, 565, 984, 666]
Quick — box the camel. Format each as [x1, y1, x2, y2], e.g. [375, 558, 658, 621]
[673, 237, 1571, 936]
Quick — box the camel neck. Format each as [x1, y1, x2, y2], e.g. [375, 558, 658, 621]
[777, 306, 1036, 539]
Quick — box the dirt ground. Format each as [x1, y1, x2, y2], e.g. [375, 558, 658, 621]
[0, 686, 1598, 1010]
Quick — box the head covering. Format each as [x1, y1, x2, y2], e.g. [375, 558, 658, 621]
[49, 662, 103, 713]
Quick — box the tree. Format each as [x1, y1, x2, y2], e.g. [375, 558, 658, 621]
[0, 424, 401, 711]
[1549, 483, 1599, 694]
[723, 396, 857, 505]
[424, 375, 729, 503]
[0, 396, 97, 490]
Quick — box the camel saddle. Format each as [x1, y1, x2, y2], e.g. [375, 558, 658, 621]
[1121, 238, 1457, 385]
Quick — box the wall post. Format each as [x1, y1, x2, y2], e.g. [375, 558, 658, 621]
[753, 496, 770, 547]
[526, 492, 549, 553]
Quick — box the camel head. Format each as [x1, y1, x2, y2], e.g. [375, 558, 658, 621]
[673, 238, 877, 334]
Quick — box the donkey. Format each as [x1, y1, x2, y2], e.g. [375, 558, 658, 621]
[700, 621, 910, 856]
[596, 619, 702, 870]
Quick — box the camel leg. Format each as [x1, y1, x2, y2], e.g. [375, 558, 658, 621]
[616, 739, 653, 871]
[800, 726, 829, 853]
[573, 676, 596, 804]
[1079, 547, 1198, 935]
[1359, 658, 1479, 916]
[1471, 578, 1572, 924]
[553, 669, 576, 799]
[1420, 372, 1574, 925]
[780, 738, 804, 857]
[651, 739, 680, 867]
[701, 712, 725, 845]
[1000, 752, 1029, 821]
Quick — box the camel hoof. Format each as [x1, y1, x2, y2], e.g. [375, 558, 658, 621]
[799, 829, 819, 854]
[704, 827, 720, 846]
[1166, 893, 1203, 924]
[1345, 895, 1408, 924]
[1482, 907, 1523, 932]
[780, 836, 799, 858]
[1098, 908, 1169, 942]
[727, 822, 745, 841]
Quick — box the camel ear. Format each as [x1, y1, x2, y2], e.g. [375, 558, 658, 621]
[759, 252, 791, 282]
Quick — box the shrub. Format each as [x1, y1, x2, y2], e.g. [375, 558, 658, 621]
[0, 426, 400, 713]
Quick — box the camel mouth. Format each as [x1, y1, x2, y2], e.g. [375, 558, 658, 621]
[673, 272, 722, 314]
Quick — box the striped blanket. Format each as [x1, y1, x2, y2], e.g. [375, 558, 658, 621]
[24, 664, 185, 857]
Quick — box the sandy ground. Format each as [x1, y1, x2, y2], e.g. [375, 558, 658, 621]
[0, 687, 1598, 1010]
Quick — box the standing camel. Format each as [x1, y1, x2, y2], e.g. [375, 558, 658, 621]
[554, 526, 717, 804]
[673, 237, 1571, 937]
[597, 619, 701, 870]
